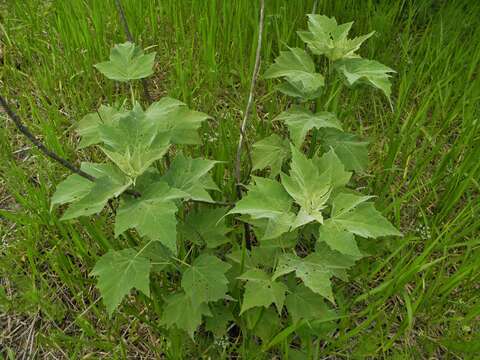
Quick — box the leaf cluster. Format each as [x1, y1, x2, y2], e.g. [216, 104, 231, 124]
[51, 16, 401, 346]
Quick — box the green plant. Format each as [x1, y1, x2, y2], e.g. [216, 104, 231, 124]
[47, 14, 401, 351]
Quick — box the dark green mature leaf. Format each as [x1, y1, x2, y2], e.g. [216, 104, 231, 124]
[298, 14, 373, 61]
[162, 154, 219, 203]
[275, 107, 341, 146]
[57, 163, 132, 220]
[245, 307, 282, 342]
[228, 177, 295, 239]
[94, 42, 155, 82]
[145, 97, 210, 145]
[77, 105, 122, 149]
[179, 207, 232, 248]
[238, 268, 287, 314]
[336, 58, 395, 98]
[99, 104, 170, 178]
[160, 292, 212, 338]
[181, 254, 231, 305]
[115, 182, 186, 254]
[273, 253, 334, 302]
[265, 47, 324, 100]
[252, 134, 290, 177]
[320, 129, 369, 172]
[281, 145, 331, 226]
[91, 249, 151, 315]
[286, 283, 334, 323]
[205, 303, 234, 336]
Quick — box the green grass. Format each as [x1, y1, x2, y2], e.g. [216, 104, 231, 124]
[1, 0, 479, 358]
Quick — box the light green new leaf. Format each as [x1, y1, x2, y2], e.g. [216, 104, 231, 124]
[281, 145, 332, 226]
[145, 97, 210, 145]
[99, 104, 170, 178]
[77, 105, 122, 149]
[228, 177, 295, 239]
[314, 149, 352, 189]
[238, 268, 287, 314]
[115, 182, 186, 254]
[59, 163, 132, 220]
[51, 174, 94, 210]
[275, 107, 341, 146]
[181, 254, 231, 305]
[162, 154, 219, 202]
[273, 253, 334, 302]
[336, 58, 395, 98]
[179, 207, 232, 248]
[298, 14, 374, 61]
[286, 283, 334, 323]
[320, 129, 369, 172]
[91, 248, 151, 315]
[329, 199, 402, 238]
[265, 47, 324, 100]
[94, 42, 155, 82]
[252, 134, 290, 177]
[331, 192, 374, 217]
[160, 292, 212, 338]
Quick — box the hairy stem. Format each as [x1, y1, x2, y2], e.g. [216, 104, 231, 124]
[234, 0, 265, 248]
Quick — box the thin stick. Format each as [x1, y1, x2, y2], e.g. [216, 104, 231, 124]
[0, 95, 144, 198]
[0, 95, 95, 181]
[234, 0, 265, 248]
[114, 0, 153, 104]
[235, 0, 265, 182]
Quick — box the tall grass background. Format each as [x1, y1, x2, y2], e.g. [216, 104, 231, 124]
[0, 0, 479, 358]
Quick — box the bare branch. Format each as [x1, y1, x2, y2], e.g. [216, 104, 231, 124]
[235, 0, 265, 184]
[234, 0, 266, 248]
[0, 95, 95, 181]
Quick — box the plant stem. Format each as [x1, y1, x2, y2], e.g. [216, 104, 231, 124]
[234, 0, 265, 249]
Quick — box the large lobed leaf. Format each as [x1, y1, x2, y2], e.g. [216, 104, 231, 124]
[98, 104, 170, 179]
[179, 207, 232, 248]
[181, 254, 231, 305]
[91, 248, 151, 315]
[298, 14, 373, 61]
[281, 145, 332, 226]
[228, 177, 295, 239]
[265, 47, 324, 100]
[275, 107, 342, 147]
[335, 58, 395, 98]
[327, 192, 402, 238]
[114, 181, 187, 254]
[160, 292, 212, 339]
[95, 42, 156, 82]
[251, 134, 290, 177]
[52, 162, 132, 220]
[145, 97, 211, 145]
[238, 268, 287, 315]
[319, 128, 369, 172]
[162, 154, 219, 203]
